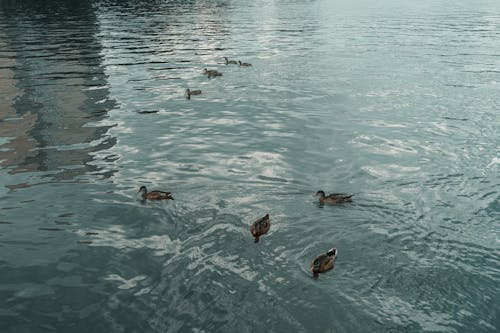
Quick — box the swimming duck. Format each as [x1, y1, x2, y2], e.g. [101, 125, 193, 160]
[185, 88, 202, 99]
[315, 190, 353, 204]
[203, 68, 223, 78]
[224, 57, 238, 65]
[138, 186, 174, 200]
[310, 248, 338, 277]
[238, 61, 252, 67]
[250, 213, 270, 243]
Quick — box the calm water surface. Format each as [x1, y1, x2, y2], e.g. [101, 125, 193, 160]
[0, 0, 499, 332]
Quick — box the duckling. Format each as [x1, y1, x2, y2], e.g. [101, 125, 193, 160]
[315, 190, 353, 204]
[203, 68, 223, 78]
[138, 186, 174, 200]
[250, 213, 270, 243]
[224, 57, 238, 65]
[238, 61, 252, 67]
[310, 248, 338, 277]
[185, 88, 202, 99]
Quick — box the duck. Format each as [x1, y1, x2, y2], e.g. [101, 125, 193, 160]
[209, 72, 222, 78]
[238, 61, 252, 67]
[138, 186, 174, 200]
[224, 57, 238, 65]
[310, 248, 338, 277]
[315, 190, 353, 204]
[203, 68, 223, 78]
[250, 213, 270, 243]
[185, 88, 202, 99]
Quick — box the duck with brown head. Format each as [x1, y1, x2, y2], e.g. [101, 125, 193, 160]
[238, 60, 252, 67]
[138, 186, 174, 201]
[185, 88, 202, 99]
[250, 213, 270, 243]
[311, 248, 338, 277]
[203, 68, 223, 78]
[315, 190, 353, 204]
[224, 57, 237, 65]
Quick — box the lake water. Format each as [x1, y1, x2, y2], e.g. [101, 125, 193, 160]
[0, 0, 499, 332]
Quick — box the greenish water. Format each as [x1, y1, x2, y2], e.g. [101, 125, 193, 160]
[0, 0, 499, 332]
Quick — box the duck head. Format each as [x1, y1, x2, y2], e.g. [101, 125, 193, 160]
[138, 186, 147, 198]
[315, 190, 326, 198]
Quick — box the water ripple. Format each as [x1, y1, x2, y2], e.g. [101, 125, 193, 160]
[1, 0, 499, 332]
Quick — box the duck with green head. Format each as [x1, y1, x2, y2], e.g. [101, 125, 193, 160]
[250, 213, 270, 243]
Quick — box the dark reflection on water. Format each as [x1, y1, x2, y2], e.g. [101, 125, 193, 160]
[0, 0, 115, 182]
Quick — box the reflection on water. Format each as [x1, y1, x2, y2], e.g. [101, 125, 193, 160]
[1, 0, 499, 332]
[0, 0, 115, 182]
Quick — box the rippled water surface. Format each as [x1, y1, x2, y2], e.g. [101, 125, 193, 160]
[1, 0, 499, 332]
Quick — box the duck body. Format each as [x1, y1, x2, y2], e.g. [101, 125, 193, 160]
[250, 213, 270, 243]
[186, 88, 202, 99]
[224, 57, 238, 65]
[203, 68, 223, 78]
[208, 71, 222, 78]
[238, 60, 252, 67]
[138, 186, 174, 200]
[315, 190, 353, 204]
[311, 248, 338, 276]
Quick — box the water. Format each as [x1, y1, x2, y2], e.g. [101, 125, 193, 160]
[0, 0, 499, 331]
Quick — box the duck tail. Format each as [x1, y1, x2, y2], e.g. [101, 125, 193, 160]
[327, 248, 337, 257]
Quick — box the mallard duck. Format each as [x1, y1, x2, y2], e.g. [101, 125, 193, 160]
[203, 68, 223, 78]
[311, 248, 338, 276]
[315, 190, 353, 204]
[224, 57, 237, 65]
[238, 61, 252, 67]
[138, 186, 174, 200]
[250, 213, 270, 243]
[185, 88, 202, 99]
